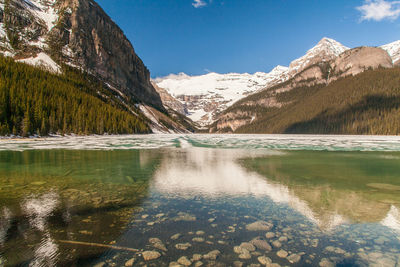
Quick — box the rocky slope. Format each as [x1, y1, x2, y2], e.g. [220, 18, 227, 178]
[329, 47, 393, 82]
[211, 45, 396, 133]
[0, 0, 194, 133]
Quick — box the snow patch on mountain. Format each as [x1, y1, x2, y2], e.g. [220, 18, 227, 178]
[17, 52, 61, 73]
[381, 40, 400, 65]
[24, 0, 58, 31]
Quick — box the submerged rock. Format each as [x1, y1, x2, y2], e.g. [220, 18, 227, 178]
[149, 237, 167, 251]
[203, 250, 221, 260]
[250, 238, 272, 251]
[192, 237, 205, 242]
[319, 258, 334, 267]
[177, 256, 192, 266]
[272, 240, 282, 248]
[174, 212, 196, 222]
[171, 233, 181, 240]
[238, 251, 251, 260]
[246, 221, 273, 231]
[175, 242, 192, 250]
[124, 258, 135, 267]
[169, 262, 183, 267]
[278, 236, 288, 242]
[192, 254, 202, 261]
[324, 246, 346, 254]
[277, 249, 288, 258]
[287, 254, 301, 263]
[265, 232, 275, 239]
[142, 250, 161, 261]
[240, 242, 256, 252]
[257, 256, 272, 265]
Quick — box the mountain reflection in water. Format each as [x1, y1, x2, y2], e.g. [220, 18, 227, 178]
[0, 139, 399, 266]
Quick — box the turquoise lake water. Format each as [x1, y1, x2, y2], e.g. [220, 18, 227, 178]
[0, 134, 399, 266]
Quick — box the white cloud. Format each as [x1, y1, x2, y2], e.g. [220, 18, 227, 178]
[192, 0, 207, 8]
[357, 0, 400, 21]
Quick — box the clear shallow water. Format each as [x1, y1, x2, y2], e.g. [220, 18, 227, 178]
[0, 135, 400, 267]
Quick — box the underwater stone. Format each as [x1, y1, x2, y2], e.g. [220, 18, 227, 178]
[203, 250, 221, 260]
[169, 262, 182, 267]
[177, 256, 192, 266]
[272, 240, 282, 248]
[124, 258, 135, 267]
[258, 256, 272, 265]
[175, 243, 192, 250]
[192, 254, 202, 261]
[319, 258, 334, 267]
[240, 242, 255, 252]
[277, 249, 288, 258]
[246, 221, 273, 231]
[149, 237, 167, 251]
[171, 233, 181, 240]
[287, 254, 301, 263]
[142, 251, 161, 261]
[250, 238, 272, 251]
[265, 232, 275, 239]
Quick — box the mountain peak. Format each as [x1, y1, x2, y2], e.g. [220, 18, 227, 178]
[288, 37, 349, 74]
[311, 37, 349, 55]
[318, 37, 340, 44]
[380, 40, 400, 65]
[271, 65, 289, 73]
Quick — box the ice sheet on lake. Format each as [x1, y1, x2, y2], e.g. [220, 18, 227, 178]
[1, 134, 400, 151]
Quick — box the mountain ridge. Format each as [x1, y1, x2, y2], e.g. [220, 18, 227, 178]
[155, 37, 400, 127]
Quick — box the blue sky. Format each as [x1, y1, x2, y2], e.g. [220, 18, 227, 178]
[96, 0, 400, 78]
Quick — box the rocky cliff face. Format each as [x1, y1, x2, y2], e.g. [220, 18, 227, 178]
[151, 82, 187, 115]
[0, 0, 164, 109]
[329, 47, 393, 82]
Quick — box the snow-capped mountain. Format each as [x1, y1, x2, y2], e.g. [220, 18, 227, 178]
[155, 37, 350, 126]
[156, 37, 400, 126]
[287, 37, 349, 75]
[381, 40, 400, 65]
[154, 66, 289, 125]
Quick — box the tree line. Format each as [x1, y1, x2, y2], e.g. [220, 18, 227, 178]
[0, 55, 151, 136]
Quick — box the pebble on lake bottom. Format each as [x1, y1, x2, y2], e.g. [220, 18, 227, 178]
[142, 251, 161, 261]
[177, 256, 192, 266]
[276, 249, 288, 258]
[175, 243, 192, 250]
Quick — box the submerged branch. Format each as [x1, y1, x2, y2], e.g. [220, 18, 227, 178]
[58, 240, 139, 252]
